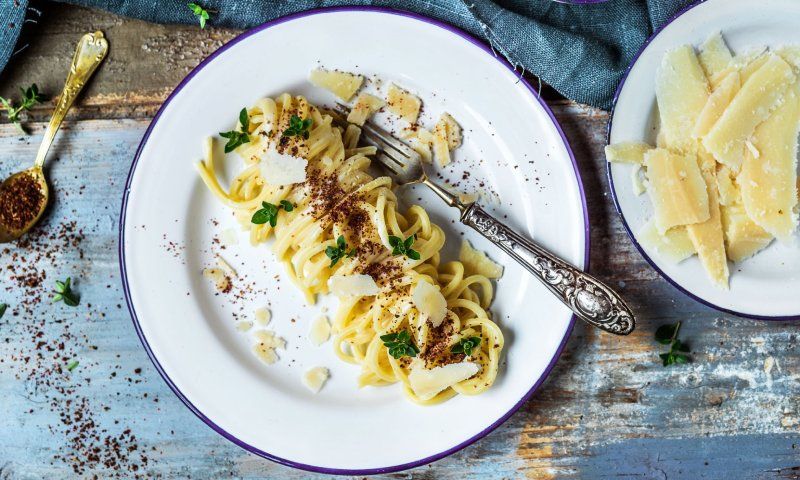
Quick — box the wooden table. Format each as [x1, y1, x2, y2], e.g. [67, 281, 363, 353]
[1, 4, 798, 479]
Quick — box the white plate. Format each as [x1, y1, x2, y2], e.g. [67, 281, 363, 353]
[121, 7, 588, 474]
[608, 0, 800, 320]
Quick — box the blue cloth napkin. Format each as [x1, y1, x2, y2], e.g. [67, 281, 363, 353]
[2, 0, 693, 109]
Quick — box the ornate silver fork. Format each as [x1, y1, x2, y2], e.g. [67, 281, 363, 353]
[329, 105, 635, 335]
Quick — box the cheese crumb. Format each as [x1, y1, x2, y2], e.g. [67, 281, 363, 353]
[309, 315, 331, 346]
[202, 267, 231, 293]
[302, 366, 330, 393]
[254, 307, 271, 327]
[252, 330, 286, 365]
[235, 321, 253, 333]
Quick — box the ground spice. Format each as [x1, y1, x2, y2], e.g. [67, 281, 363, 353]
[0, 171, 44, 230]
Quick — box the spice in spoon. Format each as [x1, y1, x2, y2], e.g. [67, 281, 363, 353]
[0, 171, 44, 231]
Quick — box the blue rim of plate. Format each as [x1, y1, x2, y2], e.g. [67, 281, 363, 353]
[119, 6, 591, 475]
[607, 0, 800, 321]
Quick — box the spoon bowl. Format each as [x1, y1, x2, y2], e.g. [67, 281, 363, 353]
[0, 167, 48, 242]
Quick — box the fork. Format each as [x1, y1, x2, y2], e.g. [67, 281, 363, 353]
[329, 105, 635, 335]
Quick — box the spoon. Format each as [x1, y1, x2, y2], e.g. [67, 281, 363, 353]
[0, 31, 108, 243]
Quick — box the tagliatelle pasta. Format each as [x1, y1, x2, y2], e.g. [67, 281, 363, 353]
[196, 93, 503, 404]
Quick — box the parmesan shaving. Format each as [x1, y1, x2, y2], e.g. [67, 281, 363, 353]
[412, 280, 447, 327]
[259, 147, 308, 186]
[308, 315, 331, 346]
[459, 239, 504, 279]
[386, 84, 421, 123]
[309, 69, 363, 101]
[408, 362, 479, 401]
[302, 367, 330, 393]
[328, 274, 379, 297]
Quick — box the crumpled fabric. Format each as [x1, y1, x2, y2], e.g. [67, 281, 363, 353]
[1, 0, 692, 110]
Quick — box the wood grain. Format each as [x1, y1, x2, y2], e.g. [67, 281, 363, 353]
[0, 3, 798, 479]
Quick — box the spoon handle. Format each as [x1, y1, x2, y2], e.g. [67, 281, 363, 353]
[460, 203, 636, 335]
[34, 31, 108, 169]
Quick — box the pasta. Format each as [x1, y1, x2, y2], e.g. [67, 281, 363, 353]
[196, 94, 503, 404]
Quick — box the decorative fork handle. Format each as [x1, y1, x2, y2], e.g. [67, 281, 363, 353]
[460, 203, 635, 335]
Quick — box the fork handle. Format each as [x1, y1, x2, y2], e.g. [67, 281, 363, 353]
[461, 203, 635, 335]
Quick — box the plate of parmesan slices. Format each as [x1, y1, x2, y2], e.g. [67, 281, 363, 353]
[608, 0, 800, 319]
[120, 7, 589, 475]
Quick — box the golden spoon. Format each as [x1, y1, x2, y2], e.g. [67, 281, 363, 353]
[0, 31, 108, 243]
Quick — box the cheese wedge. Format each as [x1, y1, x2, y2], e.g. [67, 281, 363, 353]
[739, 53, 771, 84]
[715, 165, 739, 206]
[386, 84, 421, 123]
[638, 219, 695, 263]
[408, 362, 479, 401]
[703, 54, 796, 171]
[656, 45, 710, 152]
[709, 48, 766, 88]
[698, 31, 733, 79]
[685, 153, 729, 289]
[693, 71, 740, 139]
[644, 149, 710, 234]
[720, 202, 774, 262]
[776, 45, 800, 71]
[309, 69, 364, 101]
[347, 93, 384, 126]
[604, 142, 652, 164]
[739, 82, 800, 240]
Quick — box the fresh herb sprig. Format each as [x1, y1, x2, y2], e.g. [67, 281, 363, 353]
[281, 115, 312, 139]
[380, 330, 419, 359]
[251, 200, 293, 226]
[52, 277, 79, 307]
[66, 359, 80, 372]
[388, 235, 420, 260]
[452, 336, 481, 356]
[655, 321, 690, 366]
[0, 84, 44, 133]
[187, 3, 212, 29]
[0, 303, 6, 319]
[325, 235, 356, 268]
[219, 108, 251, 153]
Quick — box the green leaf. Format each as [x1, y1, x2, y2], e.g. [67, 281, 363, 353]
[280, 200, 294, 212]
[381, 330, 418, 359]
[654, 323, 678, 344]
[281, 115, 313, 139]
[239, 108, 249, 130]
[660, 352, 673, 366]
[66, 359, 79, 372]
[673, 340, 690, 352]
[406, 249, 421, 261]
[388, 236, 402, 248]
[52, 277, 79, 307]
[404, 236, 414, 249]
[0, 303, 6, 319]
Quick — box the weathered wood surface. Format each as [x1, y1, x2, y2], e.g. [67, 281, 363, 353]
[1, 3, 799, 479]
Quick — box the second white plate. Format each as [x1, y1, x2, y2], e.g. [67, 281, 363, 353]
[608, 0, 800, 319]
